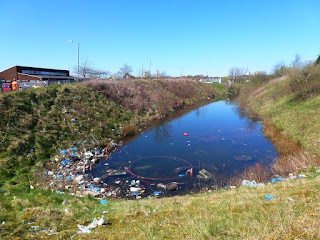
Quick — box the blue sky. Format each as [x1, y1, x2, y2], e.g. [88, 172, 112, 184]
[1, 0, 319, 77]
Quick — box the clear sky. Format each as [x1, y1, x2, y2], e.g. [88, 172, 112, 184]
[1, 0, 319, 77]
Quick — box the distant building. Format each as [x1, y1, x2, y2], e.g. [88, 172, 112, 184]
[199, 77, 222, 84]
[0, 66, 76, 89]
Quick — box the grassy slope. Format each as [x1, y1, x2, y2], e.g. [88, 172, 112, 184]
[244, 78, 320, 156]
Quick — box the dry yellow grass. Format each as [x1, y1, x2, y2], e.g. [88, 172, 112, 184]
[11, 176, 317, 240]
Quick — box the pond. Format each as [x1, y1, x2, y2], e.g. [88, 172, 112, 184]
[92, 100, 278, 198]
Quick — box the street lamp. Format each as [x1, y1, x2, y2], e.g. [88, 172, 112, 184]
[146, 58, 151, 77]
[69, 40, 80, 82]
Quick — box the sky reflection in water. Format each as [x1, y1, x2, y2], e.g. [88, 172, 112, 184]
[93, 100, 278, 189]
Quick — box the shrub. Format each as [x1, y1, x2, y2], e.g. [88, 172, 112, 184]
[289, 64, 320, 100]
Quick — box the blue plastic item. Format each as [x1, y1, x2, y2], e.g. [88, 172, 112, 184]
[265, 195, 274, 200]
[60, 159, 72, 166]
[271, 178, 277, 183]
[69, 147, 79, 151]
[60, 150, 68, 155]
[100, 200, 108, 205]
[154, 191, 163, 196]
[66, 175, 72, 180]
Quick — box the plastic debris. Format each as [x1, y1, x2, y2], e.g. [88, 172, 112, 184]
[166, 182, 178, 191]
[242, 180, 265, 187]
[154, 191, 163, 196]
[265, 195, 274, 200]
[100, 199, 108, 205]
[77, 215, 106, 233]
[77, 218, 98, 233]
[60, 150, 68, 155]
[296, 174, 306, 179]
[61, 159, 72, 166]
[130, 187, 142, 192]
[271, 177, 282, 183]
[198, 169, 213, 179]
[156, 183, 166, 190]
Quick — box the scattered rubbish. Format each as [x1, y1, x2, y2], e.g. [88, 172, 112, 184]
[287, 197, 295, 202]
[100, 199, 108, 205]
[175, 167, 189, 173]
[156, 183, 166, 190]
[265, 195, 274, 201]
[60, 150, 68, 155]
[234, 155, 252, 161]
[242, 180, 265, 187]
[178, 174, 185, 177]
[166, 182, 178, 191]
[271, 177, 283, 183]
[287, 173, 295, 180]
[77, 216, 106, 233]
[296, 174, 306, 179]
[93, 177, 101, 183]
[61, 159, 72, 166]
[130, 187, 142, 192]
[114, 180, 121, 185]
[154, 191, 163, 196]
[198, 169, 213, 179]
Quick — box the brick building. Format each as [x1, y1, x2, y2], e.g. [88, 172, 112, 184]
[0, 66, 76, 88]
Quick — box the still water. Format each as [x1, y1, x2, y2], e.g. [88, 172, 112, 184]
[93, 100, 278, 197]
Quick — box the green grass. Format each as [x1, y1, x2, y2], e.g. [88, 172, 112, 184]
[242, 77, 320, 157]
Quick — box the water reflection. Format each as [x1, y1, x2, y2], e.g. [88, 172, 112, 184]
[93, 100, 278, 197]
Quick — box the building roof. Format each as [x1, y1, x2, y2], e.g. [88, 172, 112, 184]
[19, 74, 75, 80]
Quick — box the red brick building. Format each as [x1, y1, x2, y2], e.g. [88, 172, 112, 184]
[0, 66, 76, 87]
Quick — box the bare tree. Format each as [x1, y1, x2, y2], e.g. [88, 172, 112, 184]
[74, 60, 94, 80]
[160, 71, 169, 78]
[291, 54, 302, 69]
[118, 63, 133, 78]
[272, 61, 286, 77]
[228, 67, 247, 83]
[89, 69, 110, 79]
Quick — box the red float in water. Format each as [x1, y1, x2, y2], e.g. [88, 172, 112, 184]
[183, 132, 188, 136]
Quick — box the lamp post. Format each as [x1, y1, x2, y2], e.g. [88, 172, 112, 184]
[69, 40, 80, 82]
[146, 58, 151, 77]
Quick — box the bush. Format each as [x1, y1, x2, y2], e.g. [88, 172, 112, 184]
[289, 64, 320, 100]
